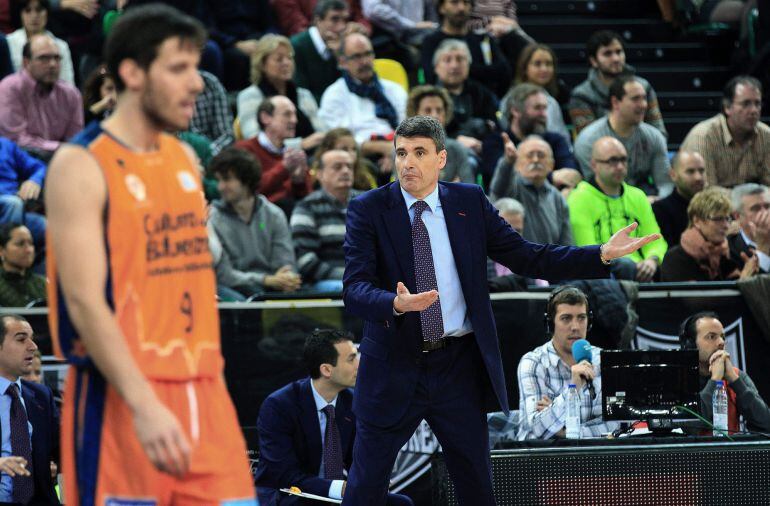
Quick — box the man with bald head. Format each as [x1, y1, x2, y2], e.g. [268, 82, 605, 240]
[0, 33, 82, 161]
[319, 32, 407, 170]
[236, 95, 313, 216]
[292, 149, 361, 293]
[653, 151, 708, 246]
[490, 135, 573, 245]
[568, 136, 668, 280]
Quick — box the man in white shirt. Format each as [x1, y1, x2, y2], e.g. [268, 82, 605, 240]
[319, 32, 407, 172]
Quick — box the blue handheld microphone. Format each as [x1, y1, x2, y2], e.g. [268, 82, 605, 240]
[571, 339, 595, 399]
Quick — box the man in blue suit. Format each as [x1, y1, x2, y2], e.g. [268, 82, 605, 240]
[0, 314, 59, 505]
[342, 117, 659, 505]
[256, 329, 412, 505]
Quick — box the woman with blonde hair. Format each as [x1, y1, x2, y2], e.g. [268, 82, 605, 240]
[312, 128, 378, 190]
[237, 33, 325, 149]
[661, 187, 758, 281]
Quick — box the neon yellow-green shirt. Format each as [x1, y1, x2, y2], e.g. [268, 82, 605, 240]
[567, 180, 668, 263]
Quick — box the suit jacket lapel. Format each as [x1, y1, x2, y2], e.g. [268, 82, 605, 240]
[298, 379, 322, 473]
[439, 184, 473, 297]
[335, 391, 354, 461]
[21, 382, 41, 434]
[382, 183, 417, 291]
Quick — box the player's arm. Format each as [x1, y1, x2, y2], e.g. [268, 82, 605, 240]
[45, 145, 191, 477]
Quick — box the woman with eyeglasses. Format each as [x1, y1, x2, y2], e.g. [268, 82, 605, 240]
[661, 187, 759, 281]
[6, 0, 75, 84]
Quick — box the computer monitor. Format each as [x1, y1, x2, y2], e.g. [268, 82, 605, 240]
[601, 350, 701, 431]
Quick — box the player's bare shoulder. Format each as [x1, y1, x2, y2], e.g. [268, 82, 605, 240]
[45, 143, 107, 211]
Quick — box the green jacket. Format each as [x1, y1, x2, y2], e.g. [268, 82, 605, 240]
[567, 180, 668, 263]
[0, 266, 46, 307]
[291, 30, 341, 104]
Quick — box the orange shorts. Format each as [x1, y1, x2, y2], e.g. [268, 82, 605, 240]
[61, 368, 256, 506]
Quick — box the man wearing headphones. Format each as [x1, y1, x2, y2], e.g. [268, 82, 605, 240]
[679, 311, 770, 433]
[516, 286, 619, 439]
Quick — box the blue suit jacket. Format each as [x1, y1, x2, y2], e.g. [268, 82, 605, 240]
[2, 380, 60, 505]
[343, 181, 610, 427]
[256, 378, 355, 506]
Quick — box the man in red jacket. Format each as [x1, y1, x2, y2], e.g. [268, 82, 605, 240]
[236, 95, 313, 216]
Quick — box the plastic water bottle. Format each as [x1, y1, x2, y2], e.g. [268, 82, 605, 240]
[566, 384, 581, 439]
[712, 380, 728, 437]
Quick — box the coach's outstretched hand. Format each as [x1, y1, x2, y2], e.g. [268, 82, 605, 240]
[601, 222, 661, 260]
[393, 282, 438, 313]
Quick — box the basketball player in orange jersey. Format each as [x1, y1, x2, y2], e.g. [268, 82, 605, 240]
[44, 4, 257, 505]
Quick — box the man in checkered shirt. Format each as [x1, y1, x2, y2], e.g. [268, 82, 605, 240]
[516, 286, 619, 439]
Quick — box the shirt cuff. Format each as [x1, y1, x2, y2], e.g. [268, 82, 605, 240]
[393, 295, 404, 316]
[329, 480, 345, 500]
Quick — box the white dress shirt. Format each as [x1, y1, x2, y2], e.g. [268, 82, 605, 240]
[318, 77, 407, 145]
[400, 184, 472, 336]
[310, 380, 345, 500]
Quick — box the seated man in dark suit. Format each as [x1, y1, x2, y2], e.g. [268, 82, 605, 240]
[0, 314, 59, 505]
[729, 183, 770, 274]
[256, 329, 413, 505]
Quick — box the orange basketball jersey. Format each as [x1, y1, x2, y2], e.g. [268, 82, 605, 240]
[47, 123, 223, 380]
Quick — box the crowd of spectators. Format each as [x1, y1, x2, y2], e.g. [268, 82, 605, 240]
[0, 0, 769, 306]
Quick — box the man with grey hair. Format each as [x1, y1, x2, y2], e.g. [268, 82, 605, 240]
[728, 183, 770, 273]
[432, 38, 499, 182]
[487, 197, 533, 292]
[490, 135, 573, 245]
[420, 0, 512, 96]
[681, 76, 770, 188]
[319, 31, 407, 170]
[499, 83, 579, 185]
[494, 197, 525, 225]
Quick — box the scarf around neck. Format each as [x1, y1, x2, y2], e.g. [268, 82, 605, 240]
[679, 227, 738, 280]
[342, 71, 398, 129]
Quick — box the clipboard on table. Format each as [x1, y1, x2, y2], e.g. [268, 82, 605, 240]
[280, 488, 342, 504]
